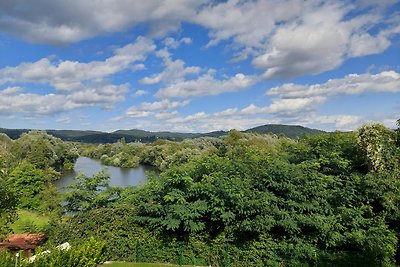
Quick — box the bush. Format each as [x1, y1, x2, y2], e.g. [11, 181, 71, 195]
[0, 237, 106, 267]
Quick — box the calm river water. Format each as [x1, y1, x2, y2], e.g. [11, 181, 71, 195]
[55, 157, 155, 190]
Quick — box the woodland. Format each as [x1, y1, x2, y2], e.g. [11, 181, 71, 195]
[0, 121, 399, 266]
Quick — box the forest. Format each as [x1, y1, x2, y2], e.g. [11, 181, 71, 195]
[0, 121, 399, 266]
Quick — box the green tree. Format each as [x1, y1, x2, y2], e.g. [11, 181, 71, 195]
[8, 162, 46, 210]
[64, 171, 121, 212]
[357, 123, 398, 172]
[11, 131, 78, 172]
[0, 158, 18, 238]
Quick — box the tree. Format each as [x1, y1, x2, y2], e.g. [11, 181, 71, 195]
[0, 158, 18, 238]
[8, 162, 46, 210]
[357, 123, 398, 172]
[64, 171, 121, 213]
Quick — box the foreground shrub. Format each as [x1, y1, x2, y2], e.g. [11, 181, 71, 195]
[0, 237, 105, 267]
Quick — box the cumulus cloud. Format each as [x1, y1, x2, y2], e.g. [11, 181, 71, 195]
[0, 36, 155, 91]
[67, 83, 129, 108]
[139, 48, 257, 99]
[0, 90, 75, 115]
[126, 99, 190, 118]
[133, 90, 148, 96]
[195, 0, 399, 78]
[133, 105, 275, 132]
[194, 0, 299, 48]
[260, 70, 400, 117]
[1, 0, 398, 81]
[267, 97, 327, 114]
[0, 37, 156, 115]
[155, 71, 258, 98]
[267, 71, 400, 98]
[146, 106, 374, 133]
[140, 49, 200, 85]
[0, 82, 129, 115]
[0, 0, 206, 44]
[163, 37, 192, 49]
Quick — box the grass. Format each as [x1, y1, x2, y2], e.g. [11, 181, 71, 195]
[103, 262, 202, 267]
[10, 209, 50, 233]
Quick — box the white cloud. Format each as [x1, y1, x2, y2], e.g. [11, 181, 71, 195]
[1, 0, 398, 82]
[125, 110, 153, 118]
[130, 64, 146, 72]
[1, 86, 22, 95]
[67, 83, 129, 108]
[0, 82, 130, 115]
[266, 97, 326, 114]
[267, 71, 400, 98]
[195, 0, 399, 78]
[140, 48, 257, 99]
[261, 70, 400, 118]
[0, 91, 75, 115]
[0, 36, 155, 91]
[194, 0, 301, 48]
[348, 32, 391, 57]
[119, 99, 395, 133]
[140, 49, 200, 85]
[163, 37, 192, 49]
[0, 0, 207, 45]
[156, 71, 258, 98]
[134, 90, 148, 96]
[240, 104, 265, 115]
[154, 110, 178, 120]
[0, 37, 156, 115]
[140, 99, 190, 110]
[125, 99, 190, 118]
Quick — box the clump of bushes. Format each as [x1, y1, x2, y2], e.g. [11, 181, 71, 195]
[0, 237, 105, 267]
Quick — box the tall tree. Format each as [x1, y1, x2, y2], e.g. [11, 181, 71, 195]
[357, 123, 398, 172]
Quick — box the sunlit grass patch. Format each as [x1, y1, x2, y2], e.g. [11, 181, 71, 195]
[10, 209, 50, 233]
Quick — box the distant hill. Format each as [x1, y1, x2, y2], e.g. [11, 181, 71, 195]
[0, 124, 325, 143]
[245, 124, 324, 139]
[113, 129, 201, 140]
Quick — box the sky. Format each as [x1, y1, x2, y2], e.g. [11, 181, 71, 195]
[0, 0, 399, 133]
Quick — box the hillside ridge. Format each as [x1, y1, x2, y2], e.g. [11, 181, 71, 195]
[0, 124, 325, 143]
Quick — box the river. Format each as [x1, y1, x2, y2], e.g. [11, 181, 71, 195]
[55, 157, 155, 190]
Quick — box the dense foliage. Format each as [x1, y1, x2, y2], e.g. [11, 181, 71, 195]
[0, 159, 18, 238]
[1, 124, 321, 143]
[1, 123, 399, 266]
[0, 237, 105, 267]
[0, 131, 78, 213]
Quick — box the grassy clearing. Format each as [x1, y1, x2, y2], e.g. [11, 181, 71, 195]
[103, 262, 202, 267]
[10, 209, 50, 233]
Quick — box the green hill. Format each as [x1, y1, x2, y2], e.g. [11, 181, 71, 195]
[245, 124, 324, 138]
[0, 124, 325, 143]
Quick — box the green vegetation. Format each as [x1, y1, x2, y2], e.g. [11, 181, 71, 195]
[0, 124, 324, 144]
[10, 210, 50, 233]
[1, 122, 400, 266]
[104, 263, 201, 267]
[63, 171, 122, 213]
[0, 237, 105, 267]
[0, 165, 18, 239]
[244, 124, 324, 138]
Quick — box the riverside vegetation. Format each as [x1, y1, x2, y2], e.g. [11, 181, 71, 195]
[0, 121, 399, 266]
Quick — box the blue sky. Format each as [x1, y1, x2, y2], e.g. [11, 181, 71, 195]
[0, 0, 399, 132]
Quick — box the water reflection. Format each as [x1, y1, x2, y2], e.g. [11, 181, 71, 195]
[56, 157, 155, 190]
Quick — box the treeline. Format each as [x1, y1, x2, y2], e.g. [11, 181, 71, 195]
[1, 123, 400, 266]
[55, 123, 400, 266]
[0, 124, 323, 144]
[0, 131, 78, 234]
[79, 136, 225, 170]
